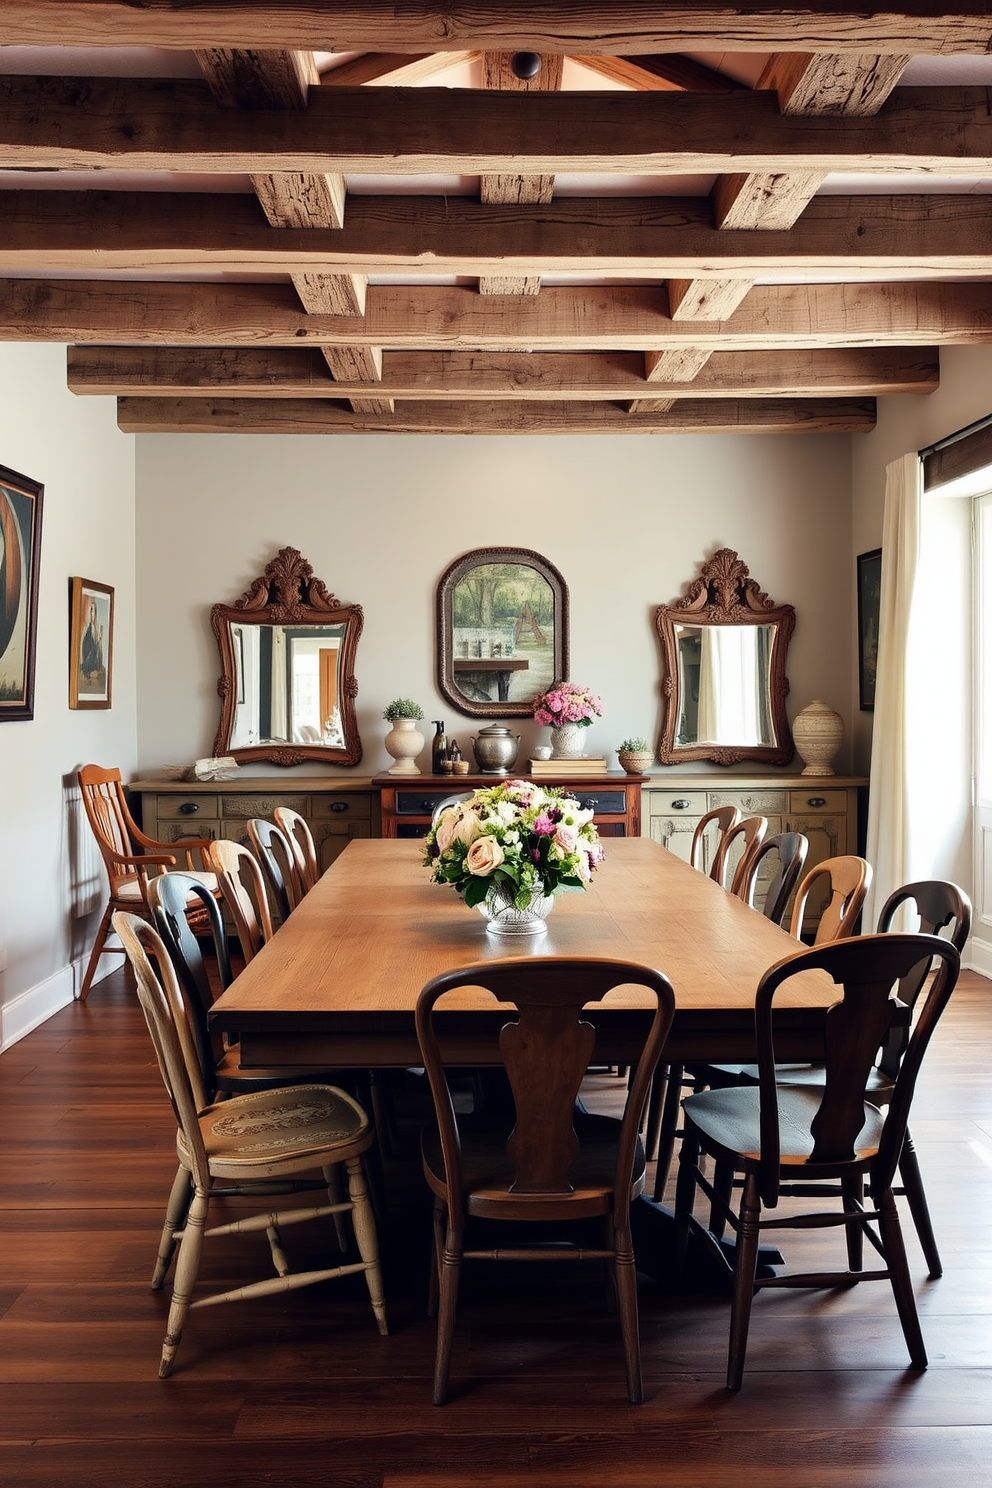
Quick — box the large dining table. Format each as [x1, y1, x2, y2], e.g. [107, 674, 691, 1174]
[210, 836, 841, 1071]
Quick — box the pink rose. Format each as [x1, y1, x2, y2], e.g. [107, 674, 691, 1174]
[553, 822, 579, 852]
[465, 837, 504, 876]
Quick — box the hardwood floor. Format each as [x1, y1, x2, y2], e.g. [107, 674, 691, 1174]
[1, 967, 991, 1487]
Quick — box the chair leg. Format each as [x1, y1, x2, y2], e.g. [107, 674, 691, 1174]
[613, 1219, 644, 1404]
[842, 1172, 865, 1273]
[152, 1165, 193, 1289]
[727, 1172, 762, 1391]
[708, 1161, 736, 1241]
[324, 1162, 350, 1252]
[651, 1062, 685, 1201]
[159, 1185, 208, 1379]
[432, 1225, 463, 1405]
[77, 903, 115, 1001]
[898, 1128, 942, 1279]
[672, 1126, 700, 1280]
[344, 1155, 388, 1337]
[427, 1197, 445, 1319]
[876, 1184, 928, 1370]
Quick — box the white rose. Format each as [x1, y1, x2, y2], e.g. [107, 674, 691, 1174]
[466, 837, 504, 876]
[452, 810, 482, 847]
[434, 808, 459, 854]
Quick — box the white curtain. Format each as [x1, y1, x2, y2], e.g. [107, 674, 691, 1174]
[270, 627, 288, 742]
[697, 626, 762, 745]
[863, 452, 923, 930]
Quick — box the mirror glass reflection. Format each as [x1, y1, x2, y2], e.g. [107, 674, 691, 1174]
[674, 623, 777, 748]
[228, 621, 347, 749]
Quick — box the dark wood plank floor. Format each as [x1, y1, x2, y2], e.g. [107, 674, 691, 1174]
[1, 966, 991, 1487]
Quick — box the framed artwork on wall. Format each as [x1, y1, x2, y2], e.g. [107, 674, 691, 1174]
[436, 547, 569, 719]
[857, 547, 882, 712]
[69, 576, 114, 709]
[0, 463, 44, 723]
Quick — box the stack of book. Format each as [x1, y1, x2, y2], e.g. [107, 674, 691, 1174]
[528, 756, 609, 776]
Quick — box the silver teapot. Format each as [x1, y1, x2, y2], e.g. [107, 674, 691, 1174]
[471, 723, 520, 775]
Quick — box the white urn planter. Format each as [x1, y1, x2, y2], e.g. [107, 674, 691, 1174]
[384, 717, 426, 775]
[792, 700, 844, 777]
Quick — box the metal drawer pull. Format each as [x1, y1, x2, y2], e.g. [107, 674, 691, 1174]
[671, 799, 691, 810]
[580, 797, 600, 811]
[807, 797, 827, 808]
[178, 802, 199, 815]
[330, 801, 349, 813]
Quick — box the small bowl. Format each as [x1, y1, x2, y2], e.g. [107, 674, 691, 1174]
[452, 759, 471, 775]
[533, 745, 552, 761]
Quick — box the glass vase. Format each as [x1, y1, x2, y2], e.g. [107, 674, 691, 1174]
[478, 881, 555, 935]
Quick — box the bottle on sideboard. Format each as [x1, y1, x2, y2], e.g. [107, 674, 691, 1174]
[431, 720, 447, 774]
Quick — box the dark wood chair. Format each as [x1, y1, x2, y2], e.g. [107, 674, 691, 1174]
[76, 763, 215, 1000]
[690, 805, 742, 883]
[733, 830, 809, 924]
[673, 931, 961, 1390]
[247, 816, 303, 919]
[415, 956, 675, 1405]
[112, 910, 388, 1379]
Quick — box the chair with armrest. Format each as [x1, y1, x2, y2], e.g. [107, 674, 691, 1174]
[112, 910, 387, 1378]
[76, 763, 216, 1001]
[247, 816, 303, 920]
[416, 955, 675, 1405]
[205, 838, 273, 963]
[673, 931, 961, 1389]
[273, 806, 320, 895]
[690, 805, 742, 883]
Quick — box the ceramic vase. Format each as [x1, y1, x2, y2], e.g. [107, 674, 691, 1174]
[478, 881, 555, 936]
[550, 723, 586, 759]
[384, 716, 425, 775]
[792, 700, 844, 777]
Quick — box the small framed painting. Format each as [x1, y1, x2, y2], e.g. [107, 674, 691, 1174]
[69, 576, 114, 709]
[0, 463, 44, 723]
[857, 548, 882, 712]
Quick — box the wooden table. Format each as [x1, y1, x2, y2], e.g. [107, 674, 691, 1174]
[210, 837, 839, 1072]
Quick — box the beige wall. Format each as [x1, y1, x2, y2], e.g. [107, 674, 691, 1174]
[0, 344, 136, 1042]
[135, 429, 855, 777]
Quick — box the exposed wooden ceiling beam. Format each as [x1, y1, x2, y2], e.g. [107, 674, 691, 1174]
[3, 281, 987, 351]
[4, 3, 990, 55]
[67, 346, 938, 401]
[115, 395, 877, 436]
[577, 54, 742, 93]
[3, 192, 989, 278]
[321, 52, 480, 86]
[4, 80, 992, 176]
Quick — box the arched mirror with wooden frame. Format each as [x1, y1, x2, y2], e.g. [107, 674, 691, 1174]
[656, 548, 795, 767]
[211, 547, 363, 768]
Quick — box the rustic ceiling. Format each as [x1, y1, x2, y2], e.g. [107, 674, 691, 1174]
[3, 3, 992, 436]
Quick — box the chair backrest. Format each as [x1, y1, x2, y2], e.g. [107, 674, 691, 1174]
[790, 854, 871, 945]
[147, 871, 231, 1101]
[690, 805, 742, 882]
[247, 818, 302, 919]
[735, 831, 809, 925]
[112, 910, 212, 1190]
[873, 879, 971, 1081]
[724, 815, 769, 895]
[272, 806, 320, 894]
[77, 763, 148, 895]
[204, 838, 273, 962]
[752, 932, 960, 1207]
[415, 957, 675, 1231]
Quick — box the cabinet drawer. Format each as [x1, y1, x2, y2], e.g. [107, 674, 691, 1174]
[395, 789, 463, 816]
[155, 794, 219, 820]
[647, 791, 707, 816]
[309, 792, 372, 821]
[159, 820, 220, 844]
[709, 789, 786, 814]
[220, 793, 308, 819]
[568, 789, 627, 815]
[787, 789, 849, 814]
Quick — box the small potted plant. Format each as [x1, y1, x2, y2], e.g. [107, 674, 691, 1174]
[616, 737, 654, 774]
[383, 698, 426, 775]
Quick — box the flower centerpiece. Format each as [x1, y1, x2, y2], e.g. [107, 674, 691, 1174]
[534, 682, 604, 759]
[423, 778, 605, 935]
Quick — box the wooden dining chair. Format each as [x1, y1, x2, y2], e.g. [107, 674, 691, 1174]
[247, 817, 303, 919]
[76, 763, 216, 1001]
[415, 955, 675, 1405]
[723, 814, 769, 895]
[791, 853, 872, 945]
[273, 806, 320, 894]
[690, 805, 742, 883]
[733, 830, 809, 925]
[112, 909, 388, 1378]
[204, 838, 273, 963]
[673, 931, 961, 1390]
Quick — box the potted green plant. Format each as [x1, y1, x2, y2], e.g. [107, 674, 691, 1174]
[616, 737, 654, 774]
[383, 699, 426, 775]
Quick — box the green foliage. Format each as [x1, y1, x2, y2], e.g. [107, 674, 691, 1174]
[383, 698, 424, 721]
[618, 737, 650, 752]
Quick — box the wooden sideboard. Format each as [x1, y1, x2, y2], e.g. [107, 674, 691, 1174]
[374, 771, 644, 840]
[130, 776, 380, 874]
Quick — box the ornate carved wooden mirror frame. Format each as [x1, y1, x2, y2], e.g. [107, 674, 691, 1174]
[211, 547, 363, 768]
[655, 548, 795, 766]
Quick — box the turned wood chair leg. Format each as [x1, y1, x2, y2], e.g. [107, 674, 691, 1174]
[727, 1173, 762, 1391]
[841, 1173, 865, 1272]
[433, 1230, 462, 1406]
[324, 1162, 350, 1252]
[614, 1221, 644, 1404]
[427, 1198, 444, 1319]
[708, 1161, 736, 1240]
[344, 1156, 389, 1337]
[78, 904, 115, 1001]
[898, 1128, 942, 1279]
[152, 1165, 193, 1290]
[672, 1129, 700, 1280]
[877, 1185, 928, 1371]
[159, 1185, 208, 1379]
[651, 1062, 685, 1201]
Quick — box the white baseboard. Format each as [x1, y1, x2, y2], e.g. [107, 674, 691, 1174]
[965, 935, 992, 981]
[1, 966, 75, 1052]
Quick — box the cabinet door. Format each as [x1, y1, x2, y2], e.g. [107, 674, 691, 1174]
[314, 818, 371, 872]
[785, 802, 849, 929]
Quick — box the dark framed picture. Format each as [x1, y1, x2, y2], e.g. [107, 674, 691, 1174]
[69, 576, 114, 709]
[0, 463, 44, 723]
[436, 547, 569, 719]
[857, 548, 882, 712]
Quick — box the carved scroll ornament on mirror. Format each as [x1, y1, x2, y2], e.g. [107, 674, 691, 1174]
[212, 547, 363, 768]
[656, 548, 795, 767]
